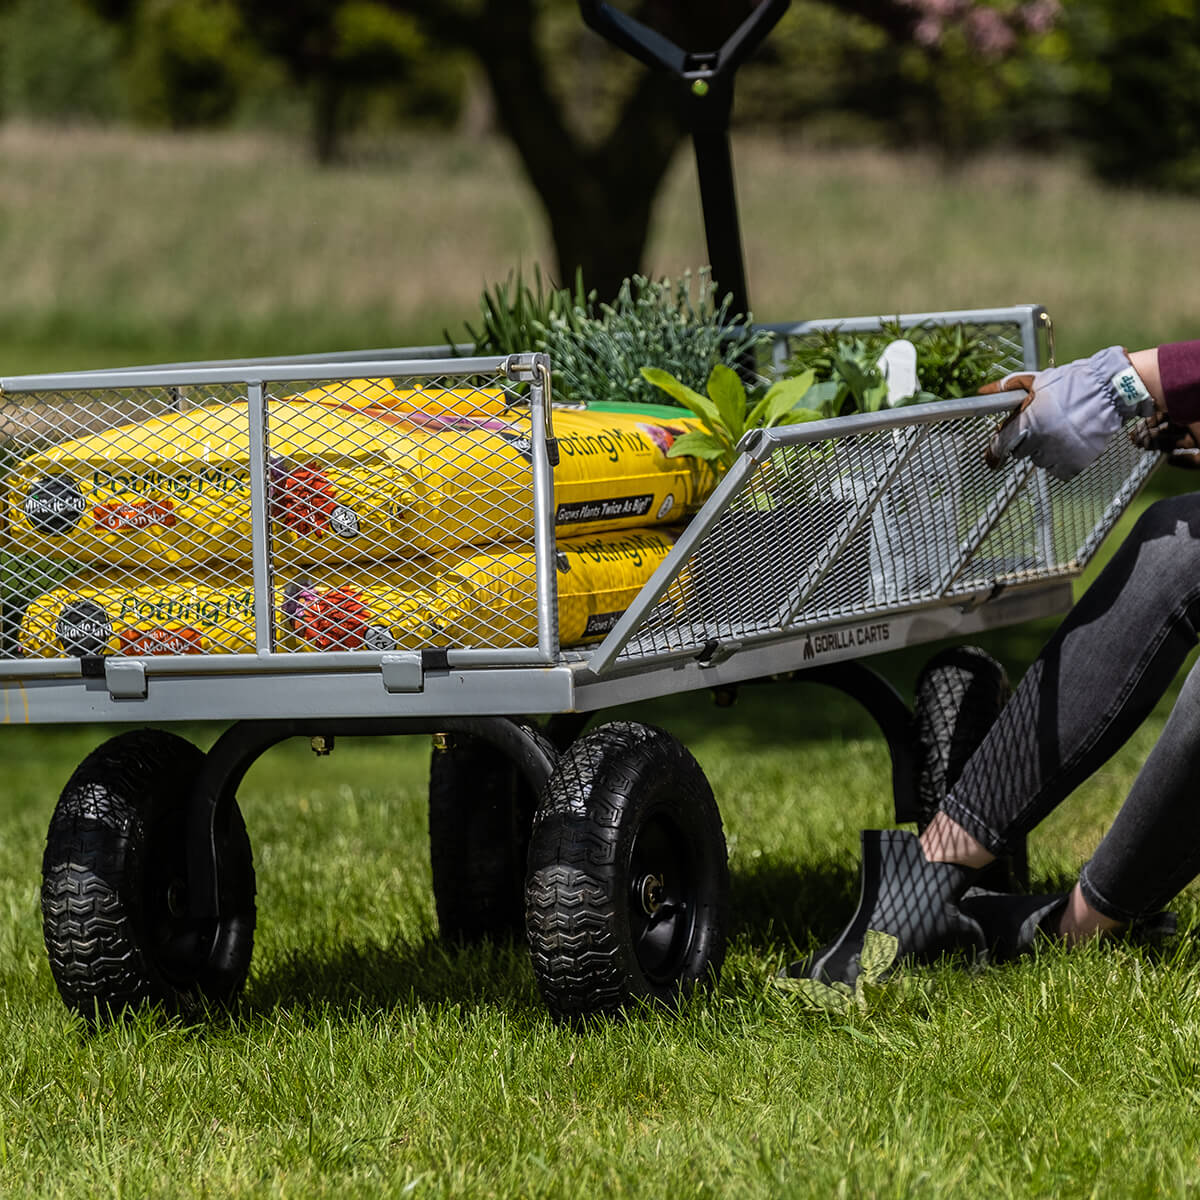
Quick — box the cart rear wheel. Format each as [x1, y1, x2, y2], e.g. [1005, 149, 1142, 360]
[428, 733, 541, 942]
[41, 729, 256, 1023]
[913, 646, 1011, 829]
[525, 721, 729, 1021]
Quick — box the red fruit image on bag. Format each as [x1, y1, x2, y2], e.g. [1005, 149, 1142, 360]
[293, 585, 372, 650]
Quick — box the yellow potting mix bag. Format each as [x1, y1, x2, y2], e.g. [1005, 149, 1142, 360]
[4, 385, 710, 570]
[17, 562, 444, 659]
[18, 528, 678, 658]
[435, 526, 677, 648]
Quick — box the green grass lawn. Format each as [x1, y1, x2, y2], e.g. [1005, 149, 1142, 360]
[3, 637, 1199, 1198]
[2, 125, 1200, 1197]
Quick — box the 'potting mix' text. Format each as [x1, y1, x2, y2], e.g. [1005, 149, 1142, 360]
[93, 466, 249, 502]
[117, 589, 254, 627]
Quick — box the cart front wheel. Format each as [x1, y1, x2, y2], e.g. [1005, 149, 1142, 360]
[525, 721, 728, 1021]
[41, 729, 256, 1023]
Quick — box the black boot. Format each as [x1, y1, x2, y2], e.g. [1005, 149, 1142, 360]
[958, 889, 1068, 962]
[786, 829, 987, 986]
[961, 889, 1179, 961]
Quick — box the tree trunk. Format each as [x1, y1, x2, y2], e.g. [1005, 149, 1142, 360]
[470, 1, 688, 297]
[395, 0, 923, 299]
[312, 75, 345, 166]
[544, 164, 668, 301]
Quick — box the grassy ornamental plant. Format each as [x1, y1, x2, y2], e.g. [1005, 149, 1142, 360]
[456, 267, 767, 408]
[539, 271, 767, 408]
[454, 264, 591, 359]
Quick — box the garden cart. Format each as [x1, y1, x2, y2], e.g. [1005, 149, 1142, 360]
[0, 303, 1160, 1022]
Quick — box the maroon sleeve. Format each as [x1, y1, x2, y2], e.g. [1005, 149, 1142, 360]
[1159, 340, 1200, 425]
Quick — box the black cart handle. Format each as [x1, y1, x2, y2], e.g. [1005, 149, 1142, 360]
[578, 0, 791, 85]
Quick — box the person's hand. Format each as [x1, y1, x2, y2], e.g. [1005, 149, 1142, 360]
[1131, 411, 1200, 469]
[982, 346, 1155, 480]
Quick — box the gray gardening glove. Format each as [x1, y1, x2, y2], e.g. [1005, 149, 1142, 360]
[983, 346, 1155, 480]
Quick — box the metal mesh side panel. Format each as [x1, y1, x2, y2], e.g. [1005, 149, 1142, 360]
[1, 382, 252, 659]
[264, 372, 539, 654]
[611, 415, 1158, 665]
[771, 317, 1034, 380]
[0, 367, 542, 663]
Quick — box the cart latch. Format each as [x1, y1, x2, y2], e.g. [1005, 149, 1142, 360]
[380, 649, 452, 693]
[380, 651, 423, 693]
[104, 659, 147, 700]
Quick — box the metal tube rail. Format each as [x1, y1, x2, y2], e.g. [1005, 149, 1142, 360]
[0, 354, 518, 392]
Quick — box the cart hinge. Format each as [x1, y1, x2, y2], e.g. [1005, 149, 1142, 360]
[105, 659, 147, 700]
[503, 353, 543, 383]
[696, 638, 743, 667]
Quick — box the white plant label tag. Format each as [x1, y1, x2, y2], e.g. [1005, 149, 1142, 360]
[877, 339, 919, 404]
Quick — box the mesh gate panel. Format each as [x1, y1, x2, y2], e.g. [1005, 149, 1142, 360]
[264, 372, 538, 653]
[609, 411, 1157, 666]
[2, 382, 252, 658]
[0, 366, 542, 662]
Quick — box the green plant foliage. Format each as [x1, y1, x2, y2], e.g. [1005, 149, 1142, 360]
[641, 363, 820, 475]
[784, 331, 895, 417]
[785, 321, 1012, 417]
[774, 929, 901, 1014]
[895, 320, 1014, 399]
[124, 0, 255, 128]
[1069, 0, 1200, 194]
[0, 0, 125, 121]
[455, 268, 768, 410]
[333, 1, 422, 62]
[540, 271, 768, 408]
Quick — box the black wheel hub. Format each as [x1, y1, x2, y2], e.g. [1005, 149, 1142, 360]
[628, 812, 697, 985]
[146, 816, 216, 988]
[637, 873, 666, 916]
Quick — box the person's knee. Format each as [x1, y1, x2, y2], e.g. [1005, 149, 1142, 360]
[1112, 494, 1200, 625]
[1130, 493, 1200, 546]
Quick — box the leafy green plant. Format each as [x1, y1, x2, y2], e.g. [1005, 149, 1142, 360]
[641, 363, 820, 475]
[540, 270, 768, 408]
[897, 320, 1013, 399]
[785, 320, 1012, 414]
[774, 929, 900, 1014]
[793, 332, 894, 418]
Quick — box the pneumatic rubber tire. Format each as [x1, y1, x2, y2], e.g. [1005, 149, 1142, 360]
[912, 645, 1011, 830]
[525, 721, 729, 1021]
[428, 730, 548, 943]
[41, 729, 256, 1023]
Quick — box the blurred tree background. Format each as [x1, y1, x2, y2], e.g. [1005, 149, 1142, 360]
[0, 0, 1197, 294]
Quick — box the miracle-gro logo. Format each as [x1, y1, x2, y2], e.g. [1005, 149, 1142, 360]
[56, 600, 113, 658]
[23, 476, 86, 535]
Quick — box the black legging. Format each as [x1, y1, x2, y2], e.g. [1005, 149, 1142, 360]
[942, 492, 1200, 920]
